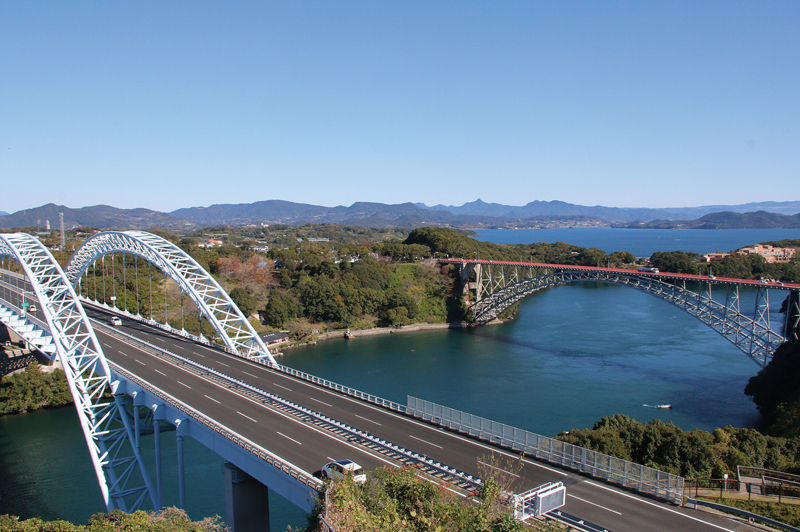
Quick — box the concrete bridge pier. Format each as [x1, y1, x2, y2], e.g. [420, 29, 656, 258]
[223, 462, 270, 532]
[459, 262, 482, 302]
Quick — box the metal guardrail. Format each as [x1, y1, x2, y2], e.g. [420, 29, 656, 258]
[274, 364, 408, 413]
[739, 465, 800, 486]
[109, 361, 324, 492]
[686, 498, 800, 532]
[407, 396, 684, 504]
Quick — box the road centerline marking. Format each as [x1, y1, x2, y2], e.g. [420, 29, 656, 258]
[204, 395, 220, 404]
[237, 411, 257, 423]
[273, 383, 292, 391]
[409, 435, 443, 449]
[242, 371, 258, 378]
[355, 414, 382, 425]
[568, 494, 621, 515]
[154, 369, 166, 376]
[177, 381, 191, 389]
[310, 397, 332, 407]
[135, 359, 146, 365]
[477, 460, 519, 478]
[277, 432, 303, 445]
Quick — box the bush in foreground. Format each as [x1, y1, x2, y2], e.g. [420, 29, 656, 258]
[0, 507, 225, 532]
[317, 464, 564, 532]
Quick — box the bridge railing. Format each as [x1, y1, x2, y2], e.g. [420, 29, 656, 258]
[274, 364, 408, 413]
[407, 396, 684, 504]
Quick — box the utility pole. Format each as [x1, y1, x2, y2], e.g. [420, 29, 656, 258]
[59, 212, 66, 250]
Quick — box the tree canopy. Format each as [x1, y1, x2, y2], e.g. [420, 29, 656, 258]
[745, 341, 800, 438]
[557, 413, 800, 478]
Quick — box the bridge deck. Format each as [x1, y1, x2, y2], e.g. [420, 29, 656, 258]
[84, 305, 760, 532]
[439, 258, 800, 290]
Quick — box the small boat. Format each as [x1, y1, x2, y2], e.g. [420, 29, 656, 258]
[656, 404, 672, 409]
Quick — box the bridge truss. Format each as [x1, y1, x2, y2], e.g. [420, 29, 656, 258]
[462, 262, 793, 368]
[0, 233, 156, 511]
[65, 231, 276, 366]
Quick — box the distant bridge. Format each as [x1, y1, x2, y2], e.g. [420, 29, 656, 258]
[441, 259, 800, 368]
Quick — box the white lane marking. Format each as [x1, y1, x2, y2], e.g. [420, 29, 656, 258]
[310, 397, 332, 407]
[204, 395, 220, 404]
[243, 371, 258, 378]
[355, 414, 381, 426]
[135, 359, 146, 365]
[118, 351, 129, 357]
[273, 383, 292, 392]
[177, 381, 191, 389]
[216, 361, 230, 367]
[409, 435, 443, 449]
[568, 494, 621, 515]
[237, 411, 257, 423]
[584, 481, 737, 531]
[195, 353, 206, 358]
[277, 432, 303, 445]
[477, 460, 519, 478]
[154, 369, 166, 376]
[327, 456, 337, 462]
[154, 337, 165, 342]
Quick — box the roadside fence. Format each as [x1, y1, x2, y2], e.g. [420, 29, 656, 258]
[407, 396, 684, 504]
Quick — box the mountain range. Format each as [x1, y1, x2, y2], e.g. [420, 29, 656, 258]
[1, 199, 799, 231]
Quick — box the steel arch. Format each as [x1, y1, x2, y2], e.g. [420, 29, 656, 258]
[65, 231, 276, 366]
[470, 270, 787, 368]
[0, 233, 156, 511]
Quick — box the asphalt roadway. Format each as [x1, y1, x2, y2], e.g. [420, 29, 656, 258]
[76, 306, 770, 532]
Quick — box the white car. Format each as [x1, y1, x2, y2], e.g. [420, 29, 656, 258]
[110, 317, 122, 326]
[321, 460, 367, 483]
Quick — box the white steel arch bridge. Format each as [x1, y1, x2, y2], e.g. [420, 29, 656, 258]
[443, 259, 800, 368]
[0, 233, 157, 512]
[65, 231, 276, 366]
[0, 230, 279, 514]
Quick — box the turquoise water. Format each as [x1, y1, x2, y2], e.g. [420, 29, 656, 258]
[280, 281, 761, 437]
[2, 228, 789, 528]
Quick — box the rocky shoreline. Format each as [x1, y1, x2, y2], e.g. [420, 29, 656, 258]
[275, 320, 507, 353]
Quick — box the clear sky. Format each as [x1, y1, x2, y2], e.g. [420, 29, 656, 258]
[2, 2, 798, 214]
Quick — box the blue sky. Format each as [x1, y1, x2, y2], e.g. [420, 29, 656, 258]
[2, 2, 798, 214]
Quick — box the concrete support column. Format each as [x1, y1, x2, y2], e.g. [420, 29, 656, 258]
[223, 462, 270, 532]
[134, 406, 141, 451]
[473, 263, 483, 301]
[154, 419, 163, 510]
[177, 435, 186, 509]
[176, 418, 189, 510]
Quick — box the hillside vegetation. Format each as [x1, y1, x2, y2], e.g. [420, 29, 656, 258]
[0, 508, 224, 532]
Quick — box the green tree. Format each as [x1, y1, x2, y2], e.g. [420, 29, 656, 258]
[745, 341, 800, 436]
[262, 290, 301, 328]
[649, 251, 701, 274]
[229, 287, 257, 317]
